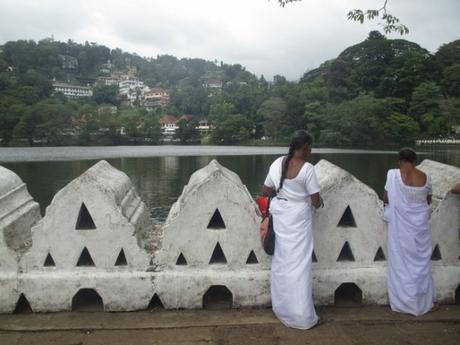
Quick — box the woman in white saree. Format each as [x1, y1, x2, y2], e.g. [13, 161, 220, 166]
[262, 130, 322, 329]
[384, 148, 436, 316]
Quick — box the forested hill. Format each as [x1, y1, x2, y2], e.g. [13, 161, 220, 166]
[0, 32, 459, 147]
[0, 38, 256, 89]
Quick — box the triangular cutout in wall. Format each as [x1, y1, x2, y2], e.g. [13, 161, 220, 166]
[246, 250, 259, 264]
[43, 253, 56, 267]
[373, 247, 386, 261]
[312, 250, 318, 263]
[337, 206, 357, 227]
[115, 249, 128, 266]
[176, 253, 188, 266]
[431, 244, 442, 261]
[337, 241, 355, 261]
[209, 242, 227, 264]
[13, 294, 32, 314]
[76, 247, 95, 267]
[148, 294, 165, 310]
[207, 209, 226, 229]
[75, 202, 96, 230]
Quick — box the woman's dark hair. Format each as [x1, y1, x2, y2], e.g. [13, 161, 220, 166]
[398, 147, 417, 164]
[279, 130, 313, 191]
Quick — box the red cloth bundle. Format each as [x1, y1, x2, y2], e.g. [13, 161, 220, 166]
[256, 196, 269, 218]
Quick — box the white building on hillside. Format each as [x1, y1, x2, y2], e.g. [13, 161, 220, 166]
[97, 76, 119, 86]
[159, 115, 178, 136]
[53, 83, 93, 98]
[143, 88, 170, 108]
[119, 78, 145, 95]
[119, 78, 148, 105]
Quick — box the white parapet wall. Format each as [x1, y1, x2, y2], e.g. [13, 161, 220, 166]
[418, 159, 460, 303]
[18, 160, 153, 312]
[154, 159, 272, 308]
[313, 159, 387, 305]
[0, 158, 458, 313]
[0, 166, 41, 313]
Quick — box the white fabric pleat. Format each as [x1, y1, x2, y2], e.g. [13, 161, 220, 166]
[265, 157, 319, 329]
[385, 169, 435, 316]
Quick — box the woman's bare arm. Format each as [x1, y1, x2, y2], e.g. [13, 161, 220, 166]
[310, 192, 322, 209]
[261, 185, 274, 197]
[451, 183, 460, 194]
[383, 190, 389, 204]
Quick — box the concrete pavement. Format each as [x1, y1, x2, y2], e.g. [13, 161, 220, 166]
[1, 305, 459, 345]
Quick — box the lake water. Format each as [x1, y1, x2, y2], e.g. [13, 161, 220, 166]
[0, 145, 458, 222]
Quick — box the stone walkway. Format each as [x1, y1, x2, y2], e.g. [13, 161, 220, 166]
[1, 306, 459, 345]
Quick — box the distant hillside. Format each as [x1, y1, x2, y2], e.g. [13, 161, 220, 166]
[0, 32, 459, 147]
[0, 38, 257, 88]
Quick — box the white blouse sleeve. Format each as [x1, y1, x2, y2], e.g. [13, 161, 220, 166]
[264, 170, 275, 189]
[384, 170, 392, 192]
[264, 159, 278, 188]
[305, 164, 320, 195]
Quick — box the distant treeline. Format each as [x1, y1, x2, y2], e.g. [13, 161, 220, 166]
[0, 31, 459, 146]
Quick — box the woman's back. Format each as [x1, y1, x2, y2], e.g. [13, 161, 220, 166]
[400, 167, 427, 187]
[385, 148, 435, 316]
[267, 157, 316, 202]
[262, 129, 320, 329]
[395, 169, 431, 205]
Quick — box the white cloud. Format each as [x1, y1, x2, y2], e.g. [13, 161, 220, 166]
[0, 0, 458, 80]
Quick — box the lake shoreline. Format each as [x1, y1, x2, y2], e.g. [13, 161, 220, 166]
[0, 145, 404, 163]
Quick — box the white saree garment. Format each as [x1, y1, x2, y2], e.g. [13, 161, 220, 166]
[385, 169, 435, 316]
[264, 157, 320, 329]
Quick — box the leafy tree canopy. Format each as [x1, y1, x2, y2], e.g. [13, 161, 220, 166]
[278, 0, 409, 35]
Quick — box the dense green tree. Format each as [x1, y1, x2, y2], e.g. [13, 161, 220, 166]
[90, 109, 122, 145]
[211, 114, 252, 144]
[18, 70, 53, 98]
[0, 55, 8, 72]
[434, 39, 460, 70]
[409, 82, 442, 121]
[439, 97, 460, 136]
[170, 81, 210, 115]
[0, 104, 27, 145]
[271, 75, 290, 98]
[440, 64, 460, 97]
[377, 49, 432, 100]
[208, 101, 236, 123]
[3, 40, 38, 73]
[383, 114, 420, 144]
[117, 107, 161, 143]
[14, 101, 75, 145]
[15, 86, 40, 105]
[92, 85, 119, 105]
[257, 97, 287, 140]
[153, 55, 187, 86]
[175, 119, 200, 144]
[0, 72, 13, 91]
[141, 114, 162, 143]
[120, 111, 142, 138]
[299, 74, 328, 104]
[329, 32, 431, 100]
[307, 95, 389, 146]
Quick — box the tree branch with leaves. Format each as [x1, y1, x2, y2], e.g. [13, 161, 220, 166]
[277, 0, 409, 35]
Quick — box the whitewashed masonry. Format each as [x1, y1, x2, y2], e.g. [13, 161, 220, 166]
[0, 158, 458, 313]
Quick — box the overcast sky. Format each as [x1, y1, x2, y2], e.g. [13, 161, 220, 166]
[0, 0, 459, 80]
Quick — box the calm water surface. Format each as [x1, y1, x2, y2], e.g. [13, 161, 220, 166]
[1, 145, 458, 222]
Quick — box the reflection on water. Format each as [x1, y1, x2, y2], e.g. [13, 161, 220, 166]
[1, 146, 458, 223]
